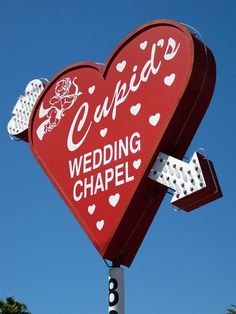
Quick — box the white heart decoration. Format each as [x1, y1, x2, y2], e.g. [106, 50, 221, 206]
[130, 103, 141, 116]
[109, 193, 120, 207]
[116, 60, 126, 72]
[100, 128, 108, 137]
[149, 113, 161, 126]
[140, 41, 148, 50]
[96, 220, 104, 231]
[133, 159, 141, 170]
[164, 73, 176, 86]
[88, 85, 95, 94]
[88, 204, 96, 215]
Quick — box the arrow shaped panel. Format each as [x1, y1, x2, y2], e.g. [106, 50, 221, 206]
[7, 79, 46, 141]
[148, 152, 222, 212]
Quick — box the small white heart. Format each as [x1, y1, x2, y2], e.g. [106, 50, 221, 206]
[164, 73, 176, 86]
[88, 85, 95, 94]
[157, 39, 164, 47]
[140, 41, 148, 50]
[133, 159, 141, 170]
[88, 204, 96, 215]
[96, 220, 104, 231]
[149, 113, 161, 126]
[109, 193, 120, 207]
[116, 60, 126, 72]
[130, 103, 141, 116]
[100, 128, 107, 137]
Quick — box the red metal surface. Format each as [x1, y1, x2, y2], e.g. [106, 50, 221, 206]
[29, 20, 216, 266]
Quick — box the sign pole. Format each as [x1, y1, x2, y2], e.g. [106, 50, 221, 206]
[108, 265, 124, 314]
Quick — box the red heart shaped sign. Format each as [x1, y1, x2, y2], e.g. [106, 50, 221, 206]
[29, 20, 215, 266]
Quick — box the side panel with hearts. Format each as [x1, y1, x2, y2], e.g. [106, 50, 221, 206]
[29, 20, 216, 267]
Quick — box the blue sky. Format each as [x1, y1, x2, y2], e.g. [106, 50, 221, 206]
[0, 1, 235, 313]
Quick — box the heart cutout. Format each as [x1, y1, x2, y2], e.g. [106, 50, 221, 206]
[130, 103, 141, 116]
[133, 159, 141, 170]
[100, 128, 108, 137]
[109, 193, 120, 207]
[88, 85, 95, 94]
[140, 41, 148, 50]
[149, 113, 161, 126]
[88, 204, 96, 215]
[29, 20, 216, 266]
[116, 60, 126, 72]
[164, 73, 176, 86]
[96, 220, 104, 231]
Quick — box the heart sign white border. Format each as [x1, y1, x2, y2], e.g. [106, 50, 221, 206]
[29, 20, 216, 267]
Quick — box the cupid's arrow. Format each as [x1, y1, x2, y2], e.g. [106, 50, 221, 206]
[148, 151, 222, 212]
[7, 79, 47, 141]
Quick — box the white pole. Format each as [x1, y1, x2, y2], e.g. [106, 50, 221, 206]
[108, 267, 124, 314]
